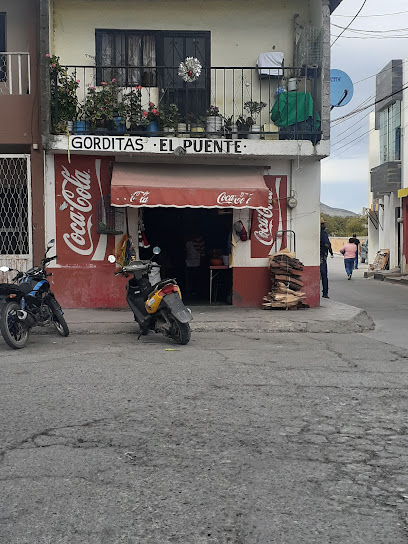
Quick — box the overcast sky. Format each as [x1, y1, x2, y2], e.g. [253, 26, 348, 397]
[322, 0, 408, 213]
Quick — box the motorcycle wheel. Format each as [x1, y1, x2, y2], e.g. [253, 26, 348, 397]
[47, 299, 69, 337]
[168, 315, 191, 345]
[0, 300, 30, 349]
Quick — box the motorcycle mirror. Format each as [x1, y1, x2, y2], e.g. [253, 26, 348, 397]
[0, 266, 10, 272]
[107, 255, 116, 263]
[153, 246, 161, 255]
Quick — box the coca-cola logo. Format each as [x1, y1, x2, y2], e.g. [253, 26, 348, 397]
[130, 191, 150, 204]
[216, 192, 253, 206]
[61, 166, 94, 256]
[253, 205, 274, 246]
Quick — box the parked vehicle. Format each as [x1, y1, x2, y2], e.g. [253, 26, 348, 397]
[360, 240, 368, 263]
[0, 239, 69, 349]
[108, 247, 192, 345]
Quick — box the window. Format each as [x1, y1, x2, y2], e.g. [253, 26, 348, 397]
[95, 30, 156, 86]
[379, 101, 401, 163]
[0, 13, 6, 83]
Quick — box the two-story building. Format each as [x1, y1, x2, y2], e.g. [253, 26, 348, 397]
[0, 1, 44, 275]
[37, 0, 343, 309]
[368, 60, 407, 273]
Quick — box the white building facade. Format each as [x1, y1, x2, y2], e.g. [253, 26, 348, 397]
[40, 0, 342, 308]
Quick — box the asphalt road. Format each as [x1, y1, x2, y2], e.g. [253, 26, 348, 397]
[1, 321, 408, 542]
[327, 254, 408, 350]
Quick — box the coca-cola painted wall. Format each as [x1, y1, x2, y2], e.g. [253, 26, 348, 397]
[251, 176, 288, 258]
[52, 155, 127, 308]
[54, 155, 114, 264]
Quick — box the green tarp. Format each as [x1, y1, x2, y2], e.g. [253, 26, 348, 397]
[270, 91, 320, 128]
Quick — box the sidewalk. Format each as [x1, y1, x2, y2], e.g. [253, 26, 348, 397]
[51, 300, 374, 335]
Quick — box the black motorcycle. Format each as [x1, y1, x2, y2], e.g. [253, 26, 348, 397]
[108, 247, 193, 345]
[0, 239, 69, 349]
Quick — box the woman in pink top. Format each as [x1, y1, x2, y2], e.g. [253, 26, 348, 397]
[339, 238, 358, 280]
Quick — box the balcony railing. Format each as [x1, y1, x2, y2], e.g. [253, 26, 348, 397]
[49, 65, 321, 143]
[0, 53, 31, 95]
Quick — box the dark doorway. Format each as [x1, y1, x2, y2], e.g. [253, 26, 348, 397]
[140, 207, 232, 304]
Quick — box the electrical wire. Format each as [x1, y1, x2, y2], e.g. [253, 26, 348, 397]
[331, 0, 368, 47]
[332, 10, 408, 18]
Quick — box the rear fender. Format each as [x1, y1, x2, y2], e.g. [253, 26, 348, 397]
[162, 292, 193, 323]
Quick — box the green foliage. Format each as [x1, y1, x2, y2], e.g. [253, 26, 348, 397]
[160, 103, 180, 129]
[322, 213, 368, 237]
[48, 54, 79, 131]
[122, 86, 146, 127]
[84, 79, 125, 127]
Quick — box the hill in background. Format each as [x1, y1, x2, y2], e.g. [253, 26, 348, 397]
[320, 203, 358, 217]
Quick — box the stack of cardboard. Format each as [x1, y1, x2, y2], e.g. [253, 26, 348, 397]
[262, 249, 309, 310]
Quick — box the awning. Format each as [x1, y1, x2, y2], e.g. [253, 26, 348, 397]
[111, 163, 269, 209]
[398, 187, 408, 198]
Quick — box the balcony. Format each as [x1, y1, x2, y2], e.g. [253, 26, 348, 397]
[0, 52, 31, 96]
[49, 64, 322, 142]
[0, 52, 34, 145]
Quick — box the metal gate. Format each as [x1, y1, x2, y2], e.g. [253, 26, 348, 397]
[0, 155, 32, 279]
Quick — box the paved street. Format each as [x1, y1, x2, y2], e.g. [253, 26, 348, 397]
[2, 296, 408, 543]
[327, 254, 408, 350]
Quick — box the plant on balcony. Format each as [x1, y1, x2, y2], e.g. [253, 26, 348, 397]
[206, 105, 221, 117]
[142, 101, 160, 135]
[84, 79, 125, 130]
[47, 54, 80, 133]
[159, 103, 180, 132]
[244, 100, 267, 127]
[122, 85, 146, 130]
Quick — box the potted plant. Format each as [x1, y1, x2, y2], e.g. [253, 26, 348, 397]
[84, 79, 125, 133]
[188, 111, 206, 137]
[244, 100, 267, 139]
[47, 54, 80, 134]
[236, 115, 250, 139]
[159, 103, 180, 134]
[223, 115, 238, 140]
[142, 101, 160, 135]
[123, 85, 146, 133]
[206, 105, 223, 137]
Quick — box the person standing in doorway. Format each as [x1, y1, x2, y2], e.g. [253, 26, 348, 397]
[350, 233, 361, 269]
[320, 218, 333, 298]
[339, 238, 358, 280]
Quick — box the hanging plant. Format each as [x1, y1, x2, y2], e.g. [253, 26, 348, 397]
[178, 57, 202, 83]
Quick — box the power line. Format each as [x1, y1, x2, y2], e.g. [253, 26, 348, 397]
[331, 0, 368, 47]
[332, 10, 408, 18]
[332, 23, 408, 33]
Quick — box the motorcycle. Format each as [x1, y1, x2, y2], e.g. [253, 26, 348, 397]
[0, 239, 69, 349]
[108, 247, 192, 345]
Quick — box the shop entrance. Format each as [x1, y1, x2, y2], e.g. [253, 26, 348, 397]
[140, 207, 233, 304]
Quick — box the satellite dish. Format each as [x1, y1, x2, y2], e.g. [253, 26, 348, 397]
[330, 69, 354, 109]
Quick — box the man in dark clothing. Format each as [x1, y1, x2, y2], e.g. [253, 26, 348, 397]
[320, 218, 333, 299]
[350, 233, 361, 269]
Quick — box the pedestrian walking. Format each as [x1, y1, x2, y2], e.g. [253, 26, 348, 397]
[350, 233, 361, 269]
[340, 238, 357, 280]
[320, 218, 333, 298]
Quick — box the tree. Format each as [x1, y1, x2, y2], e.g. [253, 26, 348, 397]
[345, 217, 368, 237]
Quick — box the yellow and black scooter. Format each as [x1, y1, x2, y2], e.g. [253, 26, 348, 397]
[108, 247, 192, 345]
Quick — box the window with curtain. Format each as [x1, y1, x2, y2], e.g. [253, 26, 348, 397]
[95, 30, 156, 86]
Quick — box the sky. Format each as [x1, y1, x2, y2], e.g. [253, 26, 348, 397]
[322, 0, 408, 214]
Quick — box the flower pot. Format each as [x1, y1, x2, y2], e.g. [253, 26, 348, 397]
[130, 124, 146, 135]
[190, 124, 205, 137]
[226, 123, 238, 139]
[177, 123, 189, 138]
[247, 125, 263, 140]
[163, 127, 176, 136]
[146, 121, 159, 136]
[113, 117, 126, 135]
[206, 116, 223, 137]
[73, 120, 90, 134]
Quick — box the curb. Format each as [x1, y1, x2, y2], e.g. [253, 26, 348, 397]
[31, 309, 375, 336]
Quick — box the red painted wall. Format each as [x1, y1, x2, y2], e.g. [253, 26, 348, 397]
[49, 266, 128, 308]
[232, 265, 320, 308]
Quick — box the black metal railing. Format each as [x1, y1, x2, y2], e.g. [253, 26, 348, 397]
[49, 65, 322, 143]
